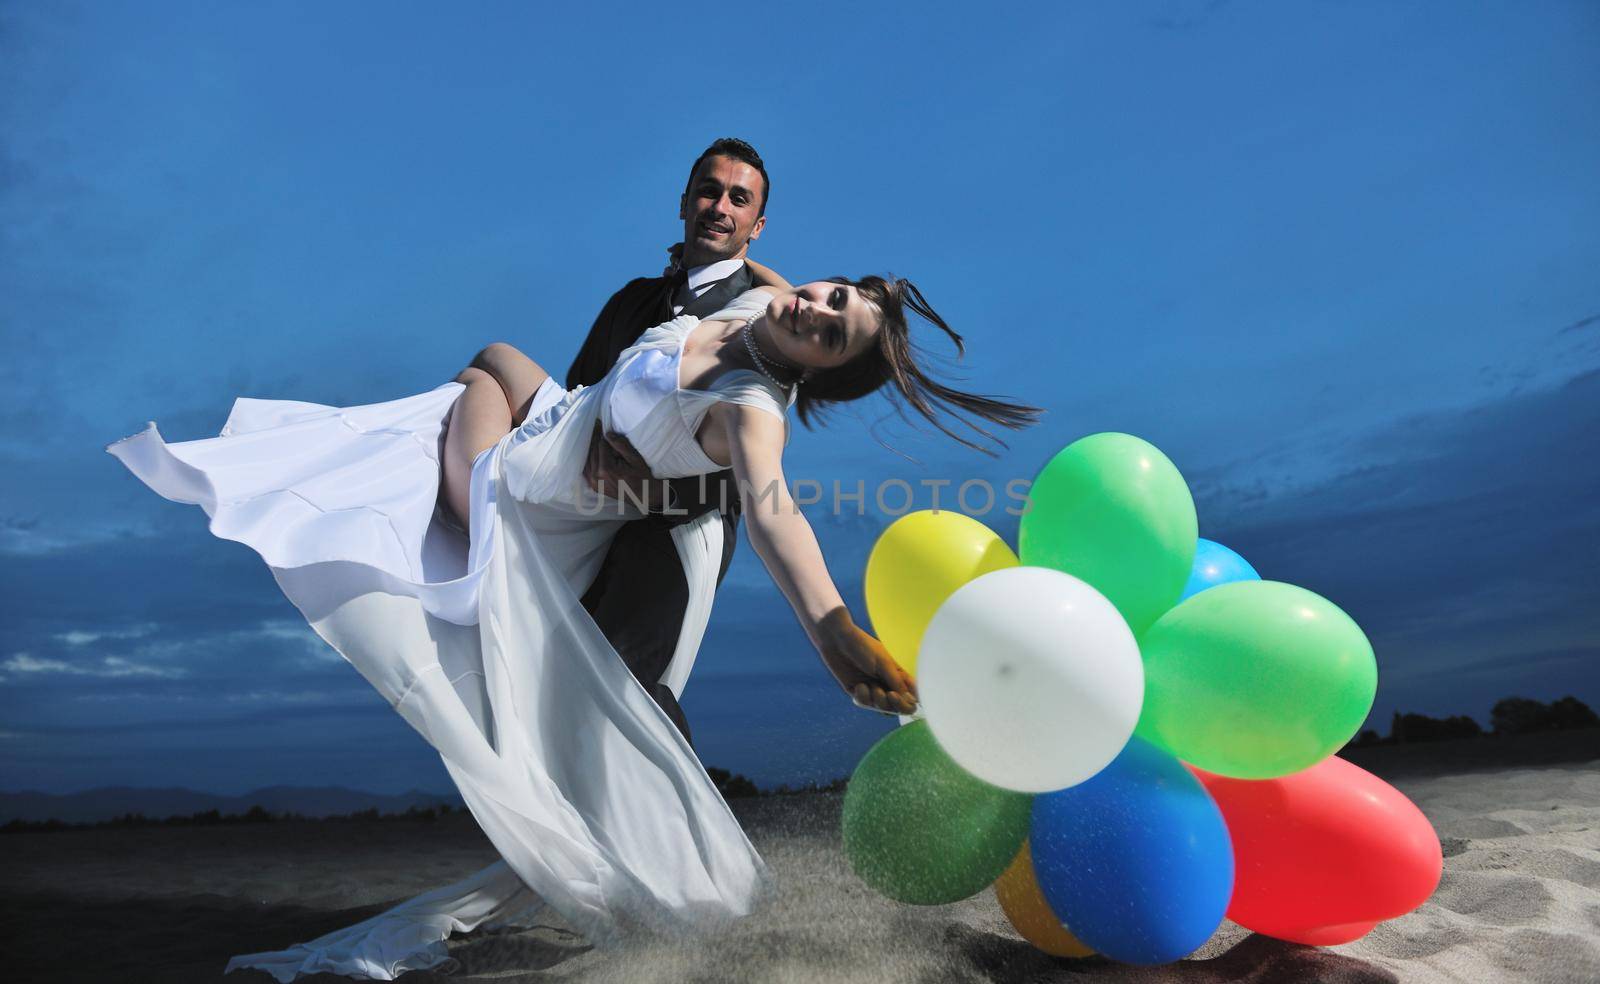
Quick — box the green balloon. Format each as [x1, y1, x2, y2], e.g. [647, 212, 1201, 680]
[1136, 580, 1377, 779]
[842, 721, 1032, 905]
[1018, 433, 1198, 636]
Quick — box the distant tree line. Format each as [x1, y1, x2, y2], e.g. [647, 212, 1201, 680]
[701, 767, 846, 799]
[6, 768, 850, 833]
[1350, 695, 1599, 747]
[705, 767, 760, 799]
[2, 802, 462, 835]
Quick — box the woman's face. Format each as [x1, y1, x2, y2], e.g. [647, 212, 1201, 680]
[763, 281, 881, 371]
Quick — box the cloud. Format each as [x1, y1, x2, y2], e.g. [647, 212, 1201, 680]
[19, 693, 389, 733]
[1206, 366, 1596, 561]
[1146, 0, 1231, 35]
[0, 605, 356, 746]
[1181, 367, 1600, 720]
[709, 364, 1600, 729]
[2, 652, 185, 679]
[53, 623, 158, 647]
[130, 619, 340, 669]
[0, 534, 295, 644]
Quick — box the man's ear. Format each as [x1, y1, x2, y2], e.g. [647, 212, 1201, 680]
[748, 215, 767, 242]
[679, 194, 688, 221]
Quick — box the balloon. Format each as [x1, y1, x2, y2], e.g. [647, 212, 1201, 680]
[864, 510, 1018, 674]
[1179, 537, 1260, 602]
[1137, 580, 1376, 778]
[841, 720, 1032, 905]
[1031, 738, 1233, 965]
[918, 566, 1143, 792]
[1018, 433, 1197, 636]
[1194, 757, 1442, 945]
[994, 840, 1093, 957]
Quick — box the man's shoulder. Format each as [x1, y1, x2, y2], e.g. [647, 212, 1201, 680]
[624, 273, 673, 288]
[611, 274, 672, 298]
[589, 275, 672, 325]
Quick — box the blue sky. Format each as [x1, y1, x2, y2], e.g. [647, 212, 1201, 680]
[2, 1, 1597, 794]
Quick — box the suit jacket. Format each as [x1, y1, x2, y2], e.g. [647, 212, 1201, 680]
[565, 262, 754, 745]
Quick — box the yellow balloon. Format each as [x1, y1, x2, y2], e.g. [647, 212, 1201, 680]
[864, 511, 1018, 674]
[994, 840, 1093, 958]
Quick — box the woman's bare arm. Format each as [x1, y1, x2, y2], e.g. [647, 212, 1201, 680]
[713, 403, 916, 714]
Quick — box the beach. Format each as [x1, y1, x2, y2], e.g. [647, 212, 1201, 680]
[7, 734, 1599, 984]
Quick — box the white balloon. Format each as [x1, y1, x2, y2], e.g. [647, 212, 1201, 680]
[918, 566, 1143, 793]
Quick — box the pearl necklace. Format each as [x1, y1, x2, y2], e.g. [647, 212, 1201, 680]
[741, 312, 802, 390]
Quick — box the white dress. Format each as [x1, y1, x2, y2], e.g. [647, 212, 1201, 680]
[107, 290, 791, 981]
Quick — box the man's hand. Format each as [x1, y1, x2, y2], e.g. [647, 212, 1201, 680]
[663, 242, 684, 277]
[814, 608, 918, 716]
[582, 423, 669, 511]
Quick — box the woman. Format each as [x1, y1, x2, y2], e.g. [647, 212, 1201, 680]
[108, 276, 1038, 980]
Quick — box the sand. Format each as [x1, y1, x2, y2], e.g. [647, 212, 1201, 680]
[6, 744, 1599, 983]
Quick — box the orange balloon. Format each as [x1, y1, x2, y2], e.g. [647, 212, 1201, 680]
[994, 840, 1093, 958]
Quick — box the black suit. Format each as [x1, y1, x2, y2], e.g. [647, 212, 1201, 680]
[565, 263, 753, 746]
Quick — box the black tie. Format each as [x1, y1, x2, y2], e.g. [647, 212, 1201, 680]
[668, 267, 694, 312]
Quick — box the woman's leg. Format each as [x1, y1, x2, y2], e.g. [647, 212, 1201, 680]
[441, 367, 515, 533]
[471, 343, 551, 427]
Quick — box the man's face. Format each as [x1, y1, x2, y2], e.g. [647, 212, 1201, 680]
[679, 155, 767, 267]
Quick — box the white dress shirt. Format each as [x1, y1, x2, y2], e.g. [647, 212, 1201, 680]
[672, 258, 746, 315]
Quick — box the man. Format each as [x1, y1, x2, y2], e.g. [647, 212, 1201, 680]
[565, 137, 774, 745]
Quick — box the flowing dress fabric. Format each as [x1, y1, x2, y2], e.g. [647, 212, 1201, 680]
[107, 292, 789, 981]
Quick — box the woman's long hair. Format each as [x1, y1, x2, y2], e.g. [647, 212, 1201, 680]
[791, 276, 1042, 455]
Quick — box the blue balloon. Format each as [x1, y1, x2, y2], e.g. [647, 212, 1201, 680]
[1178, 537, 1260, 602]
[1030, 738, 1233, 965]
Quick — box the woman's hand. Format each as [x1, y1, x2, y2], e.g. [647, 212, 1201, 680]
[814, 608, 918, 715]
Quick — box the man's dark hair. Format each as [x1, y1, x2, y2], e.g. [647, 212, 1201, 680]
[683, 137, 770, 216]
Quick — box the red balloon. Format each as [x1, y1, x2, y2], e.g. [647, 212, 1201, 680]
[1192, 756, 1441, 945]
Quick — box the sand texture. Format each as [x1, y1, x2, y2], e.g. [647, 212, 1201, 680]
[6, 753, 1599, 983]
